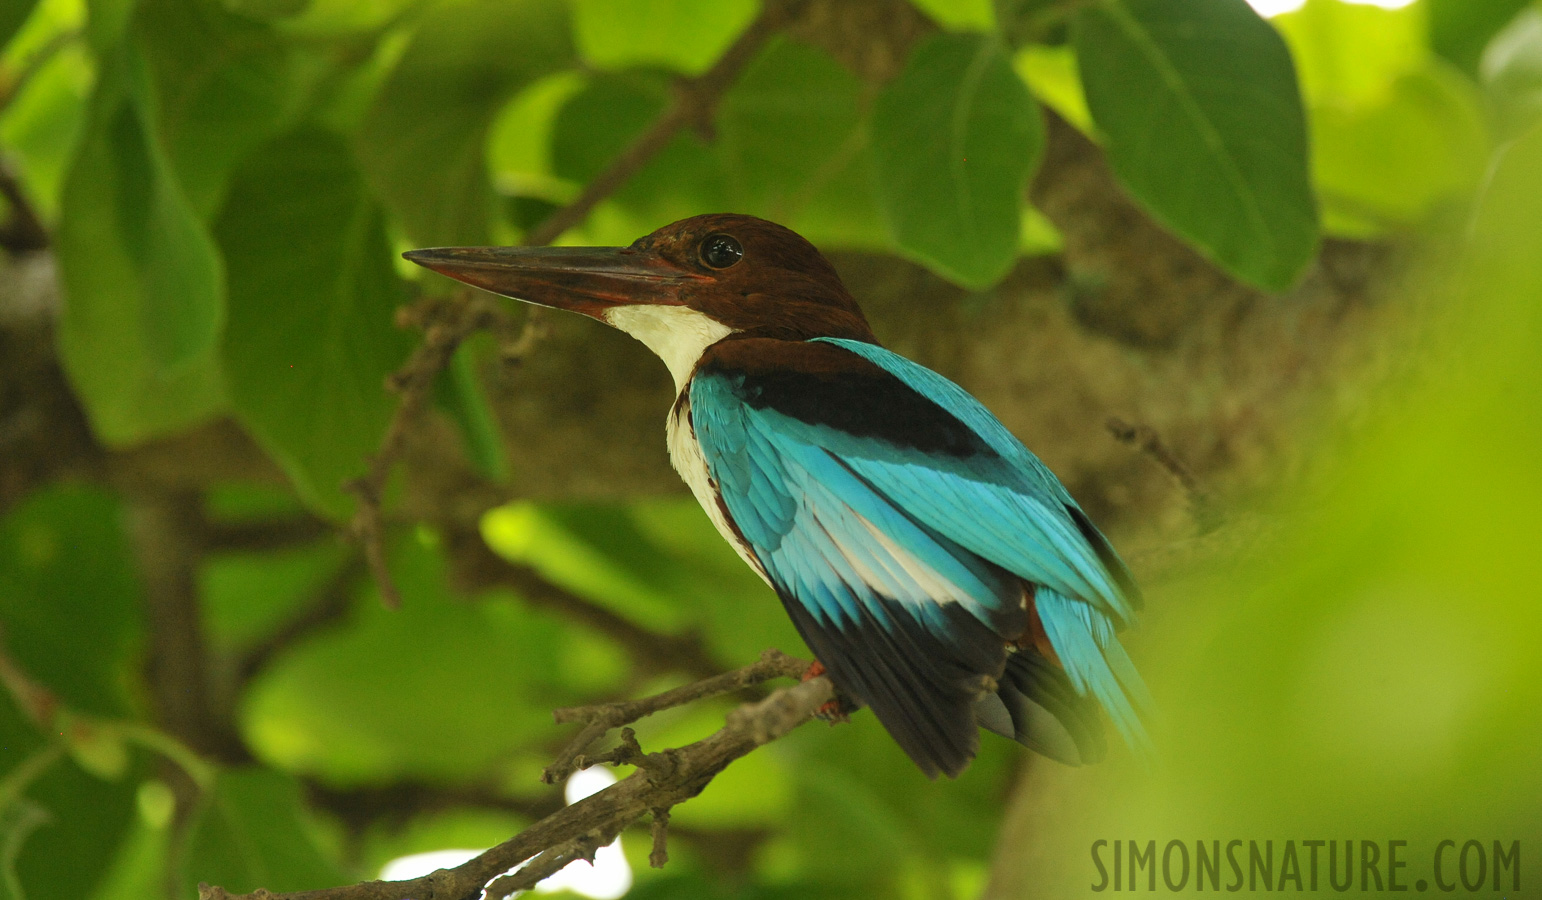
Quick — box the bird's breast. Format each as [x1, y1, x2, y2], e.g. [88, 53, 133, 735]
[666, 391, 771, 585]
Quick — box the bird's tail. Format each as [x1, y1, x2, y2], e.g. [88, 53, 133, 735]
[1031, 588, 1155, 757]
[976, 646, 1108, 765]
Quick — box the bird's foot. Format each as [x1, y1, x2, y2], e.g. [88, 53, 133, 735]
[800, 660, 850, 722]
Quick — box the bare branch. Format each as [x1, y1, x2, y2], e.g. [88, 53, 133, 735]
[344, 292, 515, 608]
[1106, 416, 1216, 527]
[198, 653, 834, 900]
[649, 806, 672, 868]
[522, 0, 805, 247]
[543, 648, 809, 785]
[204, 514, 333, 554]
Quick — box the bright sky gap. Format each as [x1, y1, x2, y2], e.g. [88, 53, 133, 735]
[1247, 0, 1417, 15]
[378, 768, 632, 899]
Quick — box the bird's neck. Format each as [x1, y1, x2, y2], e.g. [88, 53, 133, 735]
[602, 305, 737, 394]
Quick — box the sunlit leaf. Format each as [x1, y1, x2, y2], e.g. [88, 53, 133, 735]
[1313, 66, 1487, 233]
[872, 32, 1043, 289]
[216, 127, 413, 519]
[242, 536, 615, 783]
[1075, 0, 1318, 290]
[907, 0, 994, 31]
[571, 0, 757, 75]
[357, 0, 572, 245]
[1013, 43, 1095, 135]
[180, 768, 344, 896]
[1273, 0, 1426, 110]
[0, 38, 92, 220]
[55, 46, 226, 444]
[0, 1, 40, 53]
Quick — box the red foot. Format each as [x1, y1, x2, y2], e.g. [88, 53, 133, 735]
[801, 661, 847, 722]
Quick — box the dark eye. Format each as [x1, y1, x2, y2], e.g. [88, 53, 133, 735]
[700, 233, 743, 269]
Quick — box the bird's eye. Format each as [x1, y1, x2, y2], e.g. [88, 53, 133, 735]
[700, 234, 743, 270]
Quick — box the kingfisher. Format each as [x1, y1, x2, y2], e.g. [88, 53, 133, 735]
[405, 214, 1152, 778]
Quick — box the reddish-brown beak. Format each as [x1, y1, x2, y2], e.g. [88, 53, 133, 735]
[402, 246, 706, 318]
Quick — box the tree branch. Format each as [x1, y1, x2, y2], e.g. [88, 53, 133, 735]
[197, 651, 833, 900]
[344, 0, 803, 612]
[204, 514, 333, 554]
[1106, 416, 1217, 529]
[543, 648, 809, 785]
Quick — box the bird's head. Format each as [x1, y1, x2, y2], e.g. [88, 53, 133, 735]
[404, 214, 876, 389]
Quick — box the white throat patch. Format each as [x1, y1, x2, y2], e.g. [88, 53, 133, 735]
[603, 304, 736, 393]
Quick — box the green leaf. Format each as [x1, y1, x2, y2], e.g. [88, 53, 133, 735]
[436, 340, 511, 484]
[548, 70, 727, 243]
[1012, 43, 1095, 135]
[219, 0, 309, 21]
[716, 37, 887, 249]
[1482, 8, 1542, 140]
[1313, 66, 1488, 234]
[357, 0, 572, 245]
[1075, 0, 1318, 291]
[0, 486, 143, 716]
[907, 0, 994, 31]
[55, 46, 227, 444]
[242, 537, 610, 782]
[133, 0, 301, 217]
[0, 0, 40, 57]
[1273, 0, 1425, 111]
[216, 127, 414, 519]
[1428, 0, 1532, 73]
[0, 709, 137, 900]
[570, 0, 758, 75]
[872, 32, 1043, 289]
[0, 33, 92, 221]
[180, 768, 344, 896]
[2, 798, 51, 900]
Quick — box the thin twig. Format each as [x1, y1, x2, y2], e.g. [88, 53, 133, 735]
[522, 0, 804, 247]
[1106, 418, 1199, 496]
[649, 806, 672, 868]
[543, 648, 810, 785]
[344, 0, 803, 611]
[344, 293, 514, 608]
[198, 656, 834, 900]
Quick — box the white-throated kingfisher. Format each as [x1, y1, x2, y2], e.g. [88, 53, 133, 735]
[405, 214, 1152, 778]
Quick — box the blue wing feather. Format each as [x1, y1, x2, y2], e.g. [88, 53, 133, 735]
[689, 339, 1151, 772]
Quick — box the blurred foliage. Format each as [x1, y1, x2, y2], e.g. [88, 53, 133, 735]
[1, 0, 1539, 898]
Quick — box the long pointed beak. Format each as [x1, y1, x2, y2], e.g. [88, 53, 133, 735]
[402, 246, 704, 318]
